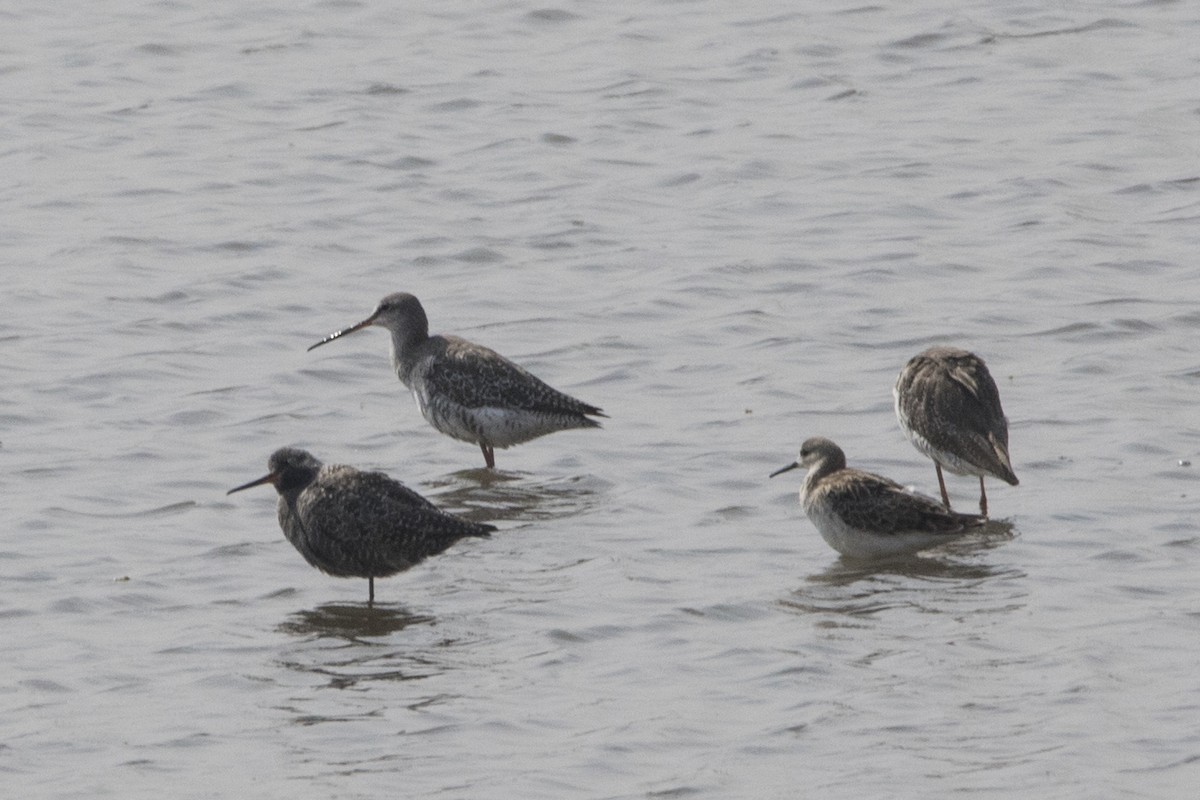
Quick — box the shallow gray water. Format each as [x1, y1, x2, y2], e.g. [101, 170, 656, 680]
[4, 1, 1200, 797]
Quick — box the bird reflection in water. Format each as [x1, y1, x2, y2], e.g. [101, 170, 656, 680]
[278, 602, 435, 641]
[424, 468, 610, 526]
[780, 519, 1020, 617]
[275, 604, 466, 698]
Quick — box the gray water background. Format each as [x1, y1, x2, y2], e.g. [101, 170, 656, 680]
[4, 1, 1200, 797]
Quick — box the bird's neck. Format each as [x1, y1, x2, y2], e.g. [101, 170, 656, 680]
[388, 327, 426, 385]
[802, 458, 840, 498]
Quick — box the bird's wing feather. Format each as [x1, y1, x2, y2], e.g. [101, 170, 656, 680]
[301, 469, 492, 550]
[419, 337, 604, 416]
[825, 469, 974, 536]
[899, 353, 1015, 481]
[351, 470, 440, 511]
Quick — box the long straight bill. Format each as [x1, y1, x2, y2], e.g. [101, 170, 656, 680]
[307, 317, 374, 352]
[227, 472, 277, 495]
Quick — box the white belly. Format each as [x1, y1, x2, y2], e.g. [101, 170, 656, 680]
[412, 387, 579, 448]
[803, 496, 958, 559]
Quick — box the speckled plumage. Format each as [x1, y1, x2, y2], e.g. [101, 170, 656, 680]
[771, 437, 986, 559]
[893, 346, 1018, 516]
[228, 447, 494, 603]
[309, 292, 605, 468]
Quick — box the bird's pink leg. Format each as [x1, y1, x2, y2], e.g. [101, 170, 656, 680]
[935, 464, 951, 509]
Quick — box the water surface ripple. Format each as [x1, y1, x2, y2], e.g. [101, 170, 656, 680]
[3, 1, 1199, 797]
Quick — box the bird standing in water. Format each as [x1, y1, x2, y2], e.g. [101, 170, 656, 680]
[770, 437, 986, 559]
[228, 447, 494, 604]
[893, 346, 1018, 516]
[308, 292, 605, 469]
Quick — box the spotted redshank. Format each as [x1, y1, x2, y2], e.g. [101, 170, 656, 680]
[227, 447, 494, 604]
[308, 292, 605, 468]
[893, 346, 1018, 516]
[770, 437, 986, 559]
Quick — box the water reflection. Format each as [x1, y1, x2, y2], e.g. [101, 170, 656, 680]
[276, 603, 451, 694]
[424, 469, 610, 525]
[805, 554, 1003, 588]
[781, 520, 1024, 618]
[278, 602, 435, 642]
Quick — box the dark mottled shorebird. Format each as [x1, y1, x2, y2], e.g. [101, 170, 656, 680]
[770, 437, 986, 559]
[227, 447, 494, 604]
[893, 346, 1018, 517]
[308, 292, 606, 469]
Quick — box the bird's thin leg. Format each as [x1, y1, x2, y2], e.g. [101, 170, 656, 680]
[368, 577, 375, 606]
[935, 463, 951, 509]
[481, 443, 495, 469]
[978, 476, 988, 518]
